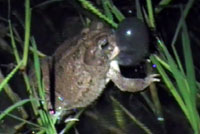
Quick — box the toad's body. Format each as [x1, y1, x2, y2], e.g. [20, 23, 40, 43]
[41, 22, 159, 112]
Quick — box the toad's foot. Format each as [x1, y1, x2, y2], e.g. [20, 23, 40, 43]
[108, 67, 160, 93]
[145, 74, 160, 84]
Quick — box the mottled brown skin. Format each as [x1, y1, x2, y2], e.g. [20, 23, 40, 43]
[41, 22, 159, 113]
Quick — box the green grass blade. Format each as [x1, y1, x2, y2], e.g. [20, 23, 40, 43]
[6, 113, 42, 128]
[146, 0, 155, 28]
[101, 0, 113, 20]
[136, 0, 143, 20]
[107, 3, 125, 22]
[112, 97, 126, 129]
[155, 0, 172, 13]
[111, 96, 153, 134]
[33, 0, 62, 9]
[0, 61, 23, 93]
[8, 20, 21, 64]
[31, 37, 57, 134]
[171, 42, 185, 75]
[22, 0, 31, 68]
[31, 37, 45, 102]
[63, 109, 84, 133]
[0, 99, 35, 120]
[78, 0, 118, 28]
[152, 33, 200, 133]
[170, 0, 195, 47]
[150, 56, 189, 119]
[181, 21, 200, 133]
[182, 22, 196, 99]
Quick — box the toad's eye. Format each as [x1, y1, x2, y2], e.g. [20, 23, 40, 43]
[98, 38, 109, 50]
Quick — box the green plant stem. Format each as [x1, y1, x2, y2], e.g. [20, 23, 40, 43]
[155, 0, 172, 13]
[9, 20, 21, 64]
[146, 0, 155, 28]
[0, 99, 33, 120]
[0, 61, 23, 93]
[171, 0, 195, 47]
[111, 96, 153, 134]
[78, 0, 118, 28]
[22, 0, 31, 69]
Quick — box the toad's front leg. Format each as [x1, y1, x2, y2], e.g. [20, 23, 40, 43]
[107, 61, 160, 92]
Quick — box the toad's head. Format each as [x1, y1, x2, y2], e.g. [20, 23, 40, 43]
[82, 22, 119, 66]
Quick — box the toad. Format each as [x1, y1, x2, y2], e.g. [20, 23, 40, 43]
[40, 22, 159, 114]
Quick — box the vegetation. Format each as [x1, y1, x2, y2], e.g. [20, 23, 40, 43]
[0, 0, 199, 133]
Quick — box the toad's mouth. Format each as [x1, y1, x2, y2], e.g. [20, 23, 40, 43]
[105, 34, 120, 60]
[109, 44, 120, 60]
